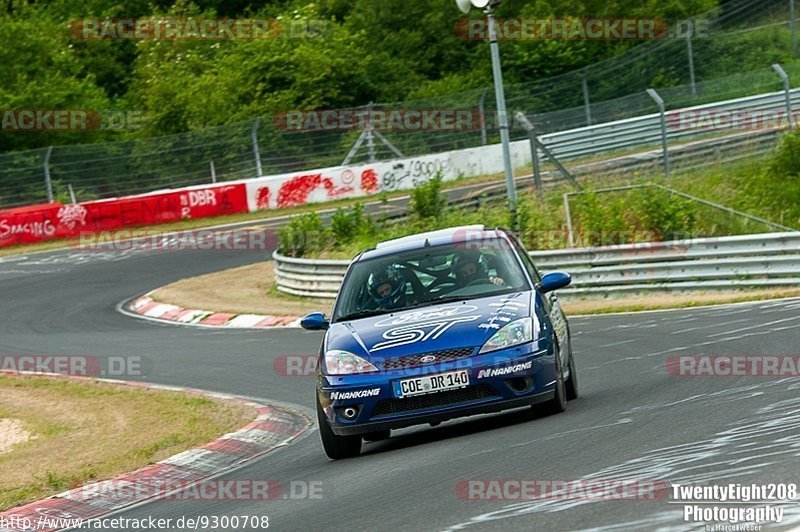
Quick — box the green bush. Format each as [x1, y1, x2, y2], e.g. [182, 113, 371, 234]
[630, 187, 697, 241]
[570, 187, 697, 245]
[277, 212, 328, 257]
[409, 173, 445, 220]
[329, 203, 374, 248]
[572, 191, 629, 246]
[768, 131, 800, 178]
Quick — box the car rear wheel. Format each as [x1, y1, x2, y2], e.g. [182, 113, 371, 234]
[363, 430, 390, 442]
[540, 341, 567, 415]
[317, 398, 362, 459]
[565, 347, 579, 401]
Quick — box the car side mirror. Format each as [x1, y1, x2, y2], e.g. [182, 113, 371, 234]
[301, 312, 330, 331]
[539, 271, 571, 294]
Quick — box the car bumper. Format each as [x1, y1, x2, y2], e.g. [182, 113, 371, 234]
[317, 341, 558, 436]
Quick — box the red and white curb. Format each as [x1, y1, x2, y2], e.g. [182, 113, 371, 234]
[126, 295, 303, 328]
[0, 372, 312, 532]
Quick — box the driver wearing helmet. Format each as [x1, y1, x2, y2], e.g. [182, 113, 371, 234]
[451, 249, 505, 287]
[367, 265, 408, 310]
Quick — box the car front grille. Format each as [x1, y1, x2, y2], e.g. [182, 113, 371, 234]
[371, 384, 500, 417]
[379, 346, 476, 370]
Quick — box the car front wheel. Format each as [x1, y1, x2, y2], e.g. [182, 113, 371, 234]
[540, 341, 567, 415]
[317, 398, 362, 459]
[565, 346, 579, 401]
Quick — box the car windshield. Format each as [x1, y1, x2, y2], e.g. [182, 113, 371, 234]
[333, 239, 530, 321]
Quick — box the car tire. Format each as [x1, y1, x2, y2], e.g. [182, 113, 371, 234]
[363, 430, 391, 442]
[540, 341, 567, 415]
[565, 347, 579, 401]
[317, 398, 362, 459]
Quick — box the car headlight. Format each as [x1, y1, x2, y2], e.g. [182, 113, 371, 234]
[324, 350, 379, 375]
[478, 317, 533, 354]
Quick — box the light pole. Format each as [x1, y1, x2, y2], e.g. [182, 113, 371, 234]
[457, 0, 518, 230]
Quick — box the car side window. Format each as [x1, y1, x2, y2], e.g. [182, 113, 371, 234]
[509, 236, 542, 284]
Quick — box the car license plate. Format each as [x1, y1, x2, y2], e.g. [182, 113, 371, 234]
[393, 370, 470, 398]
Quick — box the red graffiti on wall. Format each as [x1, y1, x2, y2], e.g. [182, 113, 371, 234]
[277, 174, 352, 208]
[361, 169, 378, 193]
[256, 186, 271, 210]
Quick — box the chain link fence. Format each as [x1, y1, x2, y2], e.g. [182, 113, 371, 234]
[1, 0, 798, 209]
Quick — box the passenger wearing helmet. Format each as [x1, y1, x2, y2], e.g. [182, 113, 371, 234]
[367, 265, 408, 310]
[451, 250, 505, 287]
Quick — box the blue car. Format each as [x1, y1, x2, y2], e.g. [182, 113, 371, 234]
[301, 225, 578, 459]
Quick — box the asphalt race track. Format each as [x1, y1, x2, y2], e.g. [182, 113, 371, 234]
[3, 235, 800, 531]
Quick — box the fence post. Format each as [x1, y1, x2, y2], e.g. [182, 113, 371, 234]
[366, 102, 377, 163]
[479, 88, 489, 145]
[514, 112, 542, 197]
[210, 161, 217, 184]
[563, 193, 575, 248]
[646, 88, 670, 178]
[791, 0, 798, 58]
[772, 63, 795, 129]
[686, 21, 697, 97]
[516, 111, 582, 191]
[582, 68, 592, 126]
[252, 117, 263, 177]
[44, 146, 54, 203]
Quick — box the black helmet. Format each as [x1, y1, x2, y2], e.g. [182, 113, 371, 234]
[368, 265, 405, 308]
[451, 250, 487, 284]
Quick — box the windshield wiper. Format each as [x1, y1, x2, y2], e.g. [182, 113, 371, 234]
[336, 308, 391, 322]
[401, 295, 477, 310]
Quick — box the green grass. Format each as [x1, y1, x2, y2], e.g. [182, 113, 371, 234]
[0, 376, 253, 511]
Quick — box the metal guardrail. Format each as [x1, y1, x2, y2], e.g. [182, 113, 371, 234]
[535, 88, 800, 161]
[446, 130, 779, 212]
[273, 232, 800, 299]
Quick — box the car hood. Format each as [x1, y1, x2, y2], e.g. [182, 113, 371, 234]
[326, 291, 536, 359]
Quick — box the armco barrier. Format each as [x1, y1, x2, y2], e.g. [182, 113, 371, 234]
[273, 232, 800, 299]
[537, 87, 800, 161]
[0, 183, 248, 247]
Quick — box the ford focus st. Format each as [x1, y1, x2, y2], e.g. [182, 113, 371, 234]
[301, 225, 578, 459]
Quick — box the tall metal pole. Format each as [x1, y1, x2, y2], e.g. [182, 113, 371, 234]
[252, 117, 263, 177]
[646, 88, 670, 178]
[478, 87, 489, 145]
[686, 21, 697, 97]
[44, 146, 54, 203]
[487, 5, 518, 230]
[791, 0, 798, 58]
[582, 67, 592, 126]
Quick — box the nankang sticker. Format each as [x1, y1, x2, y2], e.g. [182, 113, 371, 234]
[477, 361, 533, 379]
[374, 305, 478, 327]
[330, 388, 380, 400]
